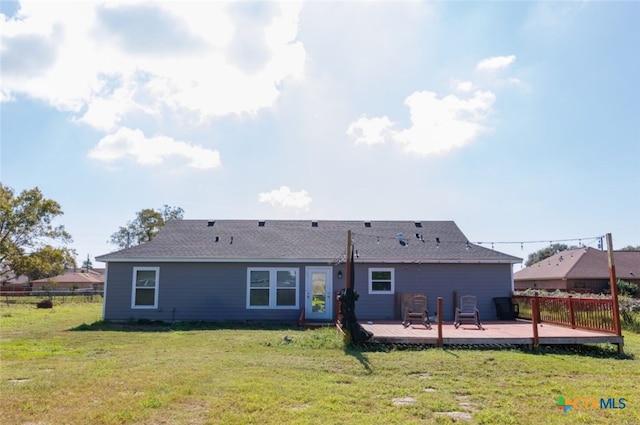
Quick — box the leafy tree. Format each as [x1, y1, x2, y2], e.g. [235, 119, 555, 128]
[110, 205, 184, 249]
[525, 243, 578, 267]
[620, 245, 640, 251]
[11, 245, 76, 281]
[0, 184, 75, 279]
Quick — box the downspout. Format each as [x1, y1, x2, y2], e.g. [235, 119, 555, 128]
[510, 264, 515, 293]
[101, 263, 108, 320]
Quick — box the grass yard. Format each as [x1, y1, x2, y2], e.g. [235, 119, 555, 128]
[1, 299, 639, 425]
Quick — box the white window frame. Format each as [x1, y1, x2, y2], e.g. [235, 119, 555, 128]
[368, 268, 395, 294]
[246, 267, 299, 309]
[131, 267, 160, 309]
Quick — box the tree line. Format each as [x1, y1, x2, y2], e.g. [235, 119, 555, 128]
[1, 183, 182, 282]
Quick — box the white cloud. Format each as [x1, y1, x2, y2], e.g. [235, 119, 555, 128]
[346, 116, 394, 146]
[393, 90, 495, 155]
[476, 55, 516, 71]
[451, 80, 474, 93]
[76, 84, 139, 132]
[347, 90, 495, 157]
[258, 186, 312, 210]
[88, 127, 221, 169]
[346, 53, 517, 157]
[0, 1, 306, 128]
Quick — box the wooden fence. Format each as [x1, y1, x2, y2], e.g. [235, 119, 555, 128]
[512, 295, 619, 335]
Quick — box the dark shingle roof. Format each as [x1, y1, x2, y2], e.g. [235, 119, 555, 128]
[514, 247, 640, 281]
[96, 220, 522, 264]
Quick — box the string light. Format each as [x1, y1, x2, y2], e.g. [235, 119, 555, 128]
[349, 231, 605, 252]
[328, 229, 606, 265]
[241, 222, 605, 252]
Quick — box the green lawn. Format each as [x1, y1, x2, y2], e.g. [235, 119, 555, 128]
[1, 299, 639, 425]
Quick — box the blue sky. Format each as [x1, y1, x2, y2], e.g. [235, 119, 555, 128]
[2, 1, 639, 270]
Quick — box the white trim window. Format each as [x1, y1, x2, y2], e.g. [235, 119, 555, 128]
[247, 268, 299, 309]
[131, 267, 159, 309]
[368, 268, 395, 294]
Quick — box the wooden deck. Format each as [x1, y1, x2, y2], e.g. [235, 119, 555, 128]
[358, 320, 624, 349]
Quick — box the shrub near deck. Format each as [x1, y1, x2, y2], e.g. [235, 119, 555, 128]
[1, 301, 639, 425]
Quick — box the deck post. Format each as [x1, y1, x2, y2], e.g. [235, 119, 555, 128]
[452, 290, 457, 319]
[568, 296, 576, 329]
[531, 294, 540, 348]
[606, 233, 622, 337]
[437, 297, 443, 347]
[345, 230, 352, 291]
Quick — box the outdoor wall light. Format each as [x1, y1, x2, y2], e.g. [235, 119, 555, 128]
[337, 271, 343, 279]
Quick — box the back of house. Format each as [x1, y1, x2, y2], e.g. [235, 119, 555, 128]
[96, 220, 521, 323]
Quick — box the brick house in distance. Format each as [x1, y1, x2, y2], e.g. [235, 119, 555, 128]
[514, 247, 640, 293]
[31, 268, 105, 291]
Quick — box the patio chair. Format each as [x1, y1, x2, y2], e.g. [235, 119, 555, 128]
[402, 293, 431, 329]
[454, 295, 483, 329]
[493, 297, 519, 320]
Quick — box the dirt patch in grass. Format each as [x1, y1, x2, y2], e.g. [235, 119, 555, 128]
[434, 411, 473, 421]
[139, 400, 209, 425]
[7, 378, 31, 384]
[392, 397, 416, 406]
[456, 395, 479, 412]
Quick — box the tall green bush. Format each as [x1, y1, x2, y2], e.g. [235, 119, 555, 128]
[617, 279, 638, 297]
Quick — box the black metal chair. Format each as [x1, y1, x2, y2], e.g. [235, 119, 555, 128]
[493, 297, 519, 320]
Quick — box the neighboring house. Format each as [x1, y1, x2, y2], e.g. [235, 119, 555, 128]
[31, 268, 105, 291]
[0, 270, 30, 292]
[514, 247, 640, 293]
[96, 220, 521, 323]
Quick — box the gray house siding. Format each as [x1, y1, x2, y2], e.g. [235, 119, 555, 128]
[104, 261, 513, 322]
[104, 261, 331, 322]
[353, 263, 512, 321]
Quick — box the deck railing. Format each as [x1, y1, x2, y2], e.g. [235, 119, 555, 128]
[512, 295, 618, 334]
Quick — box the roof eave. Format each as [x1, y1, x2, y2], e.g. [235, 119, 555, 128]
[97, 257, 521, 264]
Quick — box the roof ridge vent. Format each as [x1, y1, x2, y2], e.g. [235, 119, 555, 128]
[414, 222, 422, 228]
[207, 221, 215, 227]
[258, 221, 265, 227]
[364, 222, 371, 228]
[312, 221, 318, 227]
